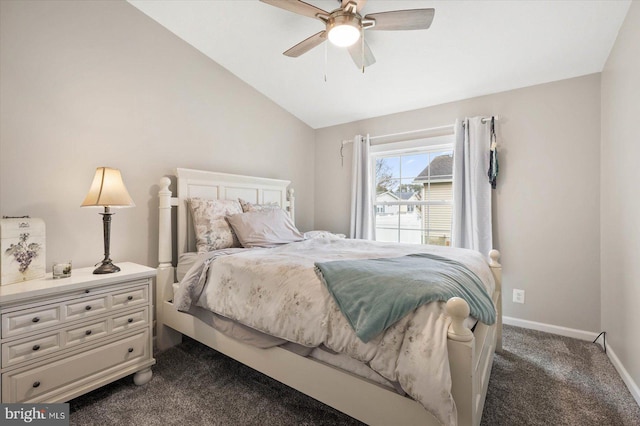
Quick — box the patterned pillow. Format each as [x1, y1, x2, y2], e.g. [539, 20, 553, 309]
[238, 198, 281, 213]
[188, 198, 243, 253]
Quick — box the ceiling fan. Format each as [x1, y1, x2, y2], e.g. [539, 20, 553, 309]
[260, 0, 435, 69]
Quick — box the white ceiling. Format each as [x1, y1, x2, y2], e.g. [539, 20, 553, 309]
[128, 0, 630, 129]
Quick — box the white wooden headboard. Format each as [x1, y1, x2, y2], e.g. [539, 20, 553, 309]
[158, 168, 294, 266]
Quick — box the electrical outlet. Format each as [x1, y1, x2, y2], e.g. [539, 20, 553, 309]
[513, 289, 525, 304]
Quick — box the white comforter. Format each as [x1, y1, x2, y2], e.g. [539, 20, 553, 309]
[175, 238, 495, 426]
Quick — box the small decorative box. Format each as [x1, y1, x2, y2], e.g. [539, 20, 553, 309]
[0, 217, 46, 285]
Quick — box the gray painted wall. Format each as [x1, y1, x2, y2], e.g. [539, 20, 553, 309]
[314, 74, 602, 332]
[0, 1, 315, 270]
[601, 0, 640, 397]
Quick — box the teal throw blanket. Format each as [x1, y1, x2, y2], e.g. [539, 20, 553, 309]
[315, 253, 495, 343]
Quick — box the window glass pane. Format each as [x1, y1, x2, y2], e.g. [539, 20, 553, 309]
[398, 208, 421, 231]
[412, 202, 423, 218]
[375, 208, 399, 223]
[401, 153, 429, 179]
[376, 178, 399, 197]
[427, 151, 454, 180]
[426, 204, 453, 232]
[399, 179, 422, 199]
[425, 234, 451, 247]
[375, 209, 400, 242]
[428, 182, 453, 201]
[399, 229, 422, 244]
[376, 157, 400, 180]
[375, 156, 398, 194]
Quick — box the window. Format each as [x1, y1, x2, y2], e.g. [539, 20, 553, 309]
[372, 137, 453, 246]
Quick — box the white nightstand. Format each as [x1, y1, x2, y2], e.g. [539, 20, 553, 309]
[0, 262, 156, 403]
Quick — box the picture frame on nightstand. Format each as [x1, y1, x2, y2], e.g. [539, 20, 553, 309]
[0, 217, 46, 286]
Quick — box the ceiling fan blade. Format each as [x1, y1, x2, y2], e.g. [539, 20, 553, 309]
[284, 31, 327, 57]
[341, 0, 367, 12]
[365, 9, 435, 31]
[348, 39, 376, 69]
[260, 0, 328, 20]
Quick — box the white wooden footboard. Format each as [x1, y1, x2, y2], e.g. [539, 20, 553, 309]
[155, 171, 502, 426]
[447, 250, 502, 426]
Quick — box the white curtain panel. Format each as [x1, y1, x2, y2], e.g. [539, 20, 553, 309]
[349, 134, 375, 239]
[452, 118, 493, 255]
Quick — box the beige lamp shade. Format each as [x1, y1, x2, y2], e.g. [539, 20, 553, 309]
[81, 167, 135, 207]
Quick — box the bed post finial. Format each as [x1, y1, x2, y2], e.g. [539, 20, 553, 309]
[158, 177, 172, 268]
[159, 177, 171, 194]
[446, 297, 473, 342]
[489, 249, 501, 267]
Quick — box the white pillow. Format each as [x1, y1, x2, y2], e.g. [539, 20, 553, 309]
[238, 198, 281, 213]
[189, 198, 243, 253]
[304, 230, 346, 240]
[226, 209, 304, 248]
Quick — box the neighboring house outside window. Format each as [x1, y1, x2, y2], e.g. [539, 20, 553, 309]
[376, 192, 401, 215]
[413, 154, 453, 246]
[372, 138, 453, 246]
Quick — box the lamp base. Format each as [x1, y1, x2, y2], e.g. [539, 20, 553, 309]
[93, 261, 121, 274]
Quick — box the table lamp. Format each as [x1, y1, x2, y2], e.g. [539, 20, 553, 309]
[81, 167, 135, 274]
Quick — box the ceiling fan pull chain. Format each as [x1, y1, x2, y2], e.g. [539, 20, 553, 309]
[324, 40, 328, 82]
[361, 27, 365, 73]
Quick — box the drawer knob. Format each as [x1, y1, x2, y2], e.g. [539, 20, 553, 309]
[85, 330, 92, 336]
[33, 381, 40, 388]
[127, 318, 134, 323]
[85, 306, 92, 311]
[85, 289, 90, 294]
[127, 295, 134, 301]
[32, 317, 40, 323]
[127, 347, 134, 353]
[32, 345, 40, 351]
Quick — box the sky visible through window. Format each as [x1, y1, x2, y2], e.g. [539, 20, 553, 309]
[375, 150, 452, 193]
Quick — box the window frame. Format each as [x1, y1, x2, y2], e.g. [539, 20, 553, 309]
[370, 134, 454, 246]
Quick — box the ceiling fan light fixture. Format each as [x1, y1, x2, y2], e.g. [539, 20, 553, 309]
[260, 0, 435, 70]
[327, 14, 361, 47]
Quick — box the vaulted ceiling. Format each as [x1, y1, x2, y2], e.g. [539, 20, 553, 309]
[128, 0, 631, 129]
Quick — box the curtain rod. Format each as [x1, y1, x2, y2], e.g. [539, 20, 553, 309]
[340, 116, 498, 145]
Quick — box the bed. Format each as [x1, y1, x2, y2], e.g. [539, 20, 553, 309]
[155, 168, 502, 426]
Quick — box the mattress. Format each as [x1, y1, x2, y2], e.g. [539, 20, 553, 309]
[171, 281, 403, 391]
[170, 277, 476, 393]
[174, 254, 480, 331]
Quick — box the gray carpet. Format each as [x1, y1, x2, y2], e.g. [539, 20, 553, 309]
[480, 326, 640, 426]
[69, 325, 640, 425]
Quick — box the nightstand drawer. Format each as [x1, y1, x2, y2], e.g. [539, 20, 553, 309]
[2, 305, 62, 338]
[65, 319, 109, 347]
[1, 332, 61, 368]
[2, 329, 149, 403]
[111, 307, 148, 333]
[111, 284, 148, 310]
[65, 296, 108, 321]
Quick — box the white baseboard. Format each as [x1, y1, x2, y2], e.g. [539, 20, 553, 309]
[503, 316, 640, 407]
[605, 345, 640, 407]
[503, 316, 600, 342]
